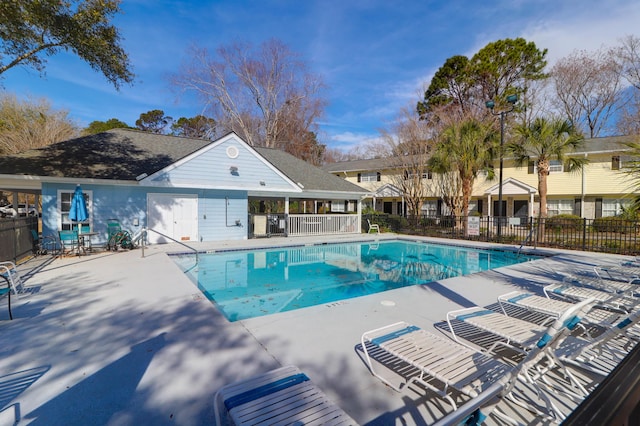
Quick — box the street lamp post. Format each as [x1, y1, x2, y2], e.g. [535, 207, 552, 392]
[485, 94, 518, 239]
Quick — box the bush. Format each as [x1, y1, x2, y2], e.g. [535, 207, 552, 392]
[545, 214, 583, 231]
[420, 217, 438, 227]
[592, 216, 636, 233]
[386, 215, 408, 231]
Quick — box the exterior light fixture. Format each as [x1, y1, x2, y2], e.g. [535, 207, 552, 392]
[486, 94, 518, 239]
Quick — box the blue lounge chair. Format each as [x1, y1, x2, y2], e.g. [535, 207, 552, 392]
[214, 365, 357, 425]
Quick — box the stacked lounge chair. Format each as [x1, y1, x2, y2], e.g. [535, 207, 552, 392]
[361, 299, 595, 423]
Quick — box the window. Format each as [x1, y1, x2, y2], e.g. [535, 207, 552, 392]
[612, 156, 620, 170]
[404, 170, 431, 180]
[534, 160, 563, 173]
[549, 160, 563, 173]
[468, 200, 483, 215]
[421, 200, 438, 217]
[58, 189, 92, 230]
[359, 172, 379, 182]
[602, 198, 631, 217]
[330, 200, 346, 213]
[546, 199, 573, 217]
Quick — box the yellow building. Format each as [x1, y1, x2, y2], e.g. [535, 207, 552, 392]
[323, 135, 640, 220]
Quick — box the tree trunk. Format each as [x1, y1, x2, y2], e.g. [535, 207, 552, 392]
[537, 166, 549, 242]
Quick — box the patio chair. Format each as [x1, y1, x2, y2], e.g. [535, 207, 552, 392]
[367, 219, 380, 234]
[107, 219, 134, 251]
[58, 230, 80, 256]
[1, 273, 13, 320]
[213, 365, 357, 426]
[0, 261, 23, 296]
[363, 299, 596, 423]
[30, 230, 56, 256]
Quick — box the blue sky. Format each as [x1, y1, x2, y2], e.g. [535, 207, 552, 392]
[2, 0, 640, 151]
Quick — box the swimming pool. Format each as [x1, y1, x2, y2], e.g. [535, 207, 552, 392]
[172, 239, 540, 321]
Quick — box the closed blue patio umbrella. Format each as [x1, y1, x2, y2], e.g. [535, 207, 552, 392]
[69, 185, 88, 224]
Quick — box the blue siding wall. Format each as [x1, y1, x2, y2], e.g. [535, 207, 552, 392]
[42, 183, 249, 246]
[149, 136, 298, 191]
[197, 190, 247, 241]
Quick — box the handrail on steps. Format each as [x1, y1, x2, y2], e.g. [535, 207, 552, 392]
[517, 220, 537, 256]
[140, 227, 199, 263]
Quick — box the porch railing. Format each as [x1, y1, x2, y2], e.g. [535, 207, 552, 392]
[288, 214, 360, 236]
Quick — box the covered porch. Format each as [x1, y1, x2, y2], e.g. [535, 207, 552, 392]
[248, 194, 363, 237]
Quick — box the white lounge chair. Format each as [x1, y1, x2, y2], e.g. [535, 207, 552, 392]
[0, 261, 23, 296]
[446, 306, 549, 354]
[364, 299, 596, 423]
[498, 290, 623, 330]
[214, 365, 357, 426]
[594, 264, 640, 283]
[543, 282, 636, 312]
[555, 308, 640, 376]
[562, 271, 640, 297]
[361, 322, 510, 408]
[367, 219, 380, 234]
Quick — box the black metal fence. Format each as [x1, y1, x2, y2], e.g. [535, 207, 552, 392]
[363, 214, 640, 255]
[0, 216, 38, 262]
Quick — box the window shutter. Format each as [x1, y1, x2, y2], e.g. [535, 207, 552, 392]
[477, 199, 483, 214]
[528, 161, 534, 174]
[573, 198, 581, 216]
[376, 172, 381, 182]
[612, 156, 620, 170]
[357, 173, 361, 182]
[595, 198, 602, 218]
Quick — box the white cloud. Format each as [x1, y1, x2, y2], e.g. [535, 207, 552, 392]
[520, 1, 640, 64]
[328, 131, 382, 152]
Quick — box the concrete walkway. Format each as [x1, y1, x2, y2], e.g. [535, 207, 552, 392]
[0, 235, 631, 425]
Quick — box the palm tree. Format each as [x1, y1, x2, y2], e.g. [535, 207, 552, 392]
[429, 118, 497, 235]
[509, 117, 586, 241]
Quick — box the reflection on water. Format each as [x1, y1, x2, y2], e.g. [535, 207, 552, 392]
[172, 240, 538, 321]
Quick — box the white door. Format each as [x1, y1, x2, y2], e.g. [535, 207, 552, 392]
[147, 194, 198, 244]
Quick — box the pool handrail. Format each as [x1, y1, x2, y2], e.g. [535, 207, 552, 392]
[141, 227, 198, 263]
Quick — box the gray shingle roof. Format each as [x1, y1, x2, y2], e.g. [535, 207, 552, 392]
[0, 128, 211, 180]
[321, 134, 640, 172]
[255, 147, 367, 193]
[0, 129, 367, 194]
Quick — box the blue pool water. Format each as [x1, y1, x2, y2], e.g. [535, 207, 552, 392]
[172, 240, 540, 322]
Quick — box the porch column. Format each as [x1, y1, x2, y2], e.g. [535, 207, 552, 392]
[11, 192, 18, 217]
[529, 193, 534, 217]
[487, 194, 492, 217]
[284, 196, 289, 215]
[357, 198, 362, 233]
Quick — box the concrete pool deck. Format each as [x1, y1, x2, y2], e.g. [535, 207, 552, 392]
[0, 234, 632, 425]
